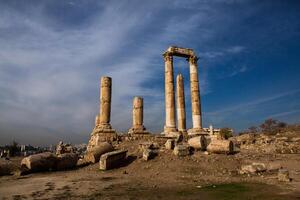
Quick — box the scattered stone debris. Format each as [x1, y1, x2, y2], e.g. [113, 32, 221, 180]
[99, 150, 127, 170]
[239, 163, 267, 174]
[84, 142, 114, 163]
[173, 145, 190, 157]
[56, 141, 75, 155]
[165, 139, 175, 150]
[235, 133, 300, 154]
[278, 169, 291, 182]
[143, 149, 156, 161]
[139, 142, 155, 151]
[0, 160, 14, 176]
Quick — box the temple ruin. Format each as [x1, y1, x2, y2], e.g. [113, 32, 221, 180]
[162, 46, 202, 136]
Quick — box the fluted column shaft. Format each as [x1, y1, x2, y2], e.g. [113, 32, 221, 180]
[189, 56, 202, 129]
[176, 74, 186, 132]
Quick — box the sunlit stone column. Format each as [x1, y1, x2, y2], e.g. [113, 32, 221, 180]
[133, 97, 143, 129]
[95, 114, 100, 126]
[188, 56, 202, 132]
[176, 74, 186, 133]
[163, 53, 177, 134]
[99, 76, 112, 129]
[87, 76, 116, 151]
[129, 97, 149, 134]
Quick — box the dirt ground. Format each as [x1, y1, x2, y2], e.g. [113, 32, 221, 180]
[0, 140, 300, 200]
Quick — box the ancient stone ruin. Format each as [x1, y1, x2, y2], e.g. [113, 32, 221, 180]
[87, 76, 117, 151]
[162, 46, 203, 137]
[128, 97, 150, 135]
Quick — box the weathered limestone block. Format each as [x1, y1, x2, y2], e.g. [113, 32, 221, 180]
[143, 149, 156, 161]
[207, 140, 234, 154]
[176, 74, 186, 133]
[278, 169, 290, 182]
[188, 135, 207, 151]
[21, 152, 57, 172]
[0, 160, 14, 176]
[128, 97, 150, 135]
[173, 145, 190, 157]
[139, 142, 156, 151]
[239, 163, 267, 174]
[165, 139, 175, 150]
[87, 130, 117, 151]
[85, 142, 113, 163]
[99, 150, 127, 170]
[56, 153, 78, 170]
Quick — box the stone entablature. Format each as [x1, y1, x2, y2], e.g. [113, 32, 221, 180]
[164, 46, 196, 58]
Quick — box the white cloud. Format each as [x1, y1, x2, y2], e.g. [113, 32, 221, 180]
[0, 1, 215, 145]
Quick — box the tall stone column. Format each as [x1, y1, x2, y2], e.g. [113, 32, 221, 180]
[176, 74, 186, 133]
[128, 97, 149, 134]
[99, 76, 112, 129]
[163, 53, 177, 134]
[87, 76, 117, 151]
[188, 56, 202, 133]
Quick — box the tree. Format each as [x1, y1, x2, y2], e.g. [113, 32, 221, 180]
[8, 140, 20, 157]
[248, 126, 259, 133]
[219, 128, 233, 139]
[259, 119, 287, 135]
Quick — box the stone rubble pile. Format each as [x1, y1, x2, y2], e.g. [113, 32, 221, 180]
[234, 132, 300, 154]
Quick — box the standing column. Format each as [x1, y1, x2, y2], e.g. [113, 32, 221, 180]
[129, 97, 149, 134]
[99, 76, 112, 129]
[188, 56, 202, 131]
[176, 74, 186, 132]
[132, 97, 144, 130]
[163, 53, 177, 133]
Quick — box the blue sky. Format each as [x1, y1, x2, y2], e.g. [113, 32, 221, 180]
[0, 0, 299, 145]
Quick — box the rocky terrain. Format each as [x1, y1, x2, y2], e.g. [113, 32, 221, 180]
[0, 129, 300, 200]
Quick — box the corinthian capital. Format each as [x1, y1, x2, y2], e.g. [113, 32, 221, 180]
[188, 55, 198, 65]
[163, 53, 173, 62]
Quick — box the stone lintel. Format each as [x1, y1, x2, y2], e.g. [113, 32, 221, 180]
[163, 46, 196, 58]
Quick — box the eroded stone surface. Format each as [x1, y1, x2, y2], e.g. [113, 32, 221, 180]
[99, 150, 127, 170]
[176, 74, 186, 133]
[87, 76, 117, 150]
[128, 97, 150, 135]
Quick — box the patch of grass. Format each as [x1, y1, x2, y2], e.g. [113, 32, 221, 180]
[201, 183, 248, 200]
[200, 183, 288, 200]
[176, 190, 194, 197]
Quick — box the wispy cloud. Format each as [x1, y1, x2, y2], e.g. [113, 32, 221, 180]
[0, 1, 216, 145]
[267, 109, 300, 118]
[1, 1, 299, 144]
[207, 89, 300, 116]
[205, 89, 300, 129]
